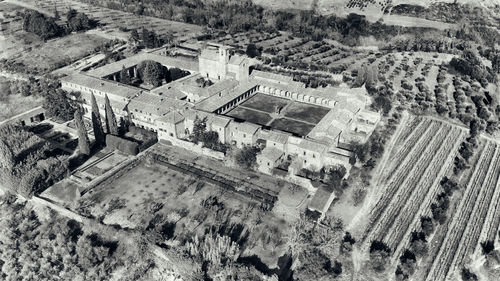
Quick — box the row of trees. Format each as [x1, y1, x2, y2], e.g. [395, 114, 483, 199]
[75, 93, 119, 155]
[130, 28, 164, 49]
[22, 9, 97, 40]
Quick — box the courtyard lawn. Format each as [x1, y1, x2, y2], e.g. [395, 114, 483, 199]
[240, 93, 290, 113]
[269, 118, 315, 136]
[283, 102, 331, 124]
[226, 107, 273, 125]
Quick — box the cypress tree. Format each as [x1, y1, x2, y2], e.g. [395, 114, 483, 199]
[74, 107, 90, 155]
[104, 94, 119, 135]
[90, 93, 105, 146]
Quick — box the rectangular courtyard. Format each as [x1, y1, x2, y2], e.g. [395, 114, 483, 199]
[225, 93, 331, 136]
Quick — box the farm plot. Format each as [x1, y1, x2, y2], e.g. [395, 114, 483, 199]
[361, 120, 460, 246]
[12, 0, 202, 40]
[423, 142, 500, 281]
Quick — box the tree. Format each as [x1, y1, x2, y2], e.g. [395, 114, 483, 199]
[246, 44, 260, 58]
[42, 88, 76, 121]
[74, 107, 90, 155]
[236, 146, 260, 169]
[350, 141, 368, 162]
[137, 60, 165, 87]
[370, 240, 391, 272]
[191, 116, 207, 144]
[420, 216, 434, 236]
[104, 95, 118, 135]
[90, 93, 105, 146]
[120, 66, 131, 85]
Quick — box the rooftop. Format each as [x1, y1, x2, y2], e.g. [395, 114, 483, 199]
[308, 185, 335, 214]
[129, 92, 190, 117]
[61, 73, 140, 99]
[229, 121, 260, 135]
[257, 129, 291, 145]
[195, 80, 258, 112]
[259, 147, 284, 162]
[156, 110, 185, 125]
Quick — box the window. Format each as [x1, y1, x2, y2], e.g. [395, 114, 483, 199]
[169, 133, 174, 137]
[243, 134, 246, 138]
[303, 151, 306, 156]
[313, 154, 316, 158]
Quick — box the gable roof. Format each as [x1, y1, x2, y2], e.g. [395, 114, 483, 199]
[61, 73, 140, 100]
[229, 121, 260, 135]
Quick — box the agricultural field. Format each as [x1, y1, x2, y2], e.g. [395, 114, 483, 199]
[419, 141, 500, 281]
[0, 1, 115, 74]
[348, 114, 500, 280]
[11, 33, 110, 73]
[347, 50, 499, 135]
[207, 30, 373, 73]
[10, 0, 202, 41]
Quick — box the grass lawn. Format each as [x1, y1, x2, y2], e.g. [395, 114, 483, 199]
[283, 102, 331, 124]
[240, 93, 290, 113]
[269, 118, 315, 136]
[226, 107, 273, 125]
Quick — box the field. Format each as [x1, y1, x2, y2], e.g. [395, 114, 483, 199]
[419, 141, 500, 281]
[225, 93, 330, 136]
[10, 0, 202, 41]
[78, 143, 309, 267]
[13, 33, 110, 72]
[0, 1, 113, 73]
[347, 114, 500, 280]
[207, 30, 373, 73]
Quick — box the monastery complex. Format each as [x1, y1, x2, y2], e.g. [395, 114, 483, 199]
[61, 43, 380, 174]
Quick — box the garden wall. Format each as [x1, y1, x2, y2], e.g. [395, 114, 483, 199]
[169, 138, 225, 160]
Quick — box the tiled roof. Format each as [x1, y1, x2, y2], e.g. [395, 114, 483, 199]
[86, 52, 199, 78]
[308, 185, 335, 213]
[258, 147, 284, 162]
[298, 139, 327, 153]
[257, 129, 291, 144]
[229, 121, 260, 135]
[195, 80, 259, 112]
[61, 73, 140, 99]
[183, 109, 231, 128]
[156, 111, 185, 124]
[211, 115, 231, 128]
[251, 70, 293, 83]
[129, 92, 190, 117]
[228, 55, 246, 66]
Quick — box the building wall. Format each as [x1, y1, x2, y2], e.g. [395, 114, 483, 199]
[199, 57, 226, 81]
[156, 121, 184, 140]
[228, 128, 256, 148]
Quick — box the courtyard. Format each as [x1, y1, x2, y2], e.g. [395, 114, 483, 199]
[225, 93, 331, 136]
